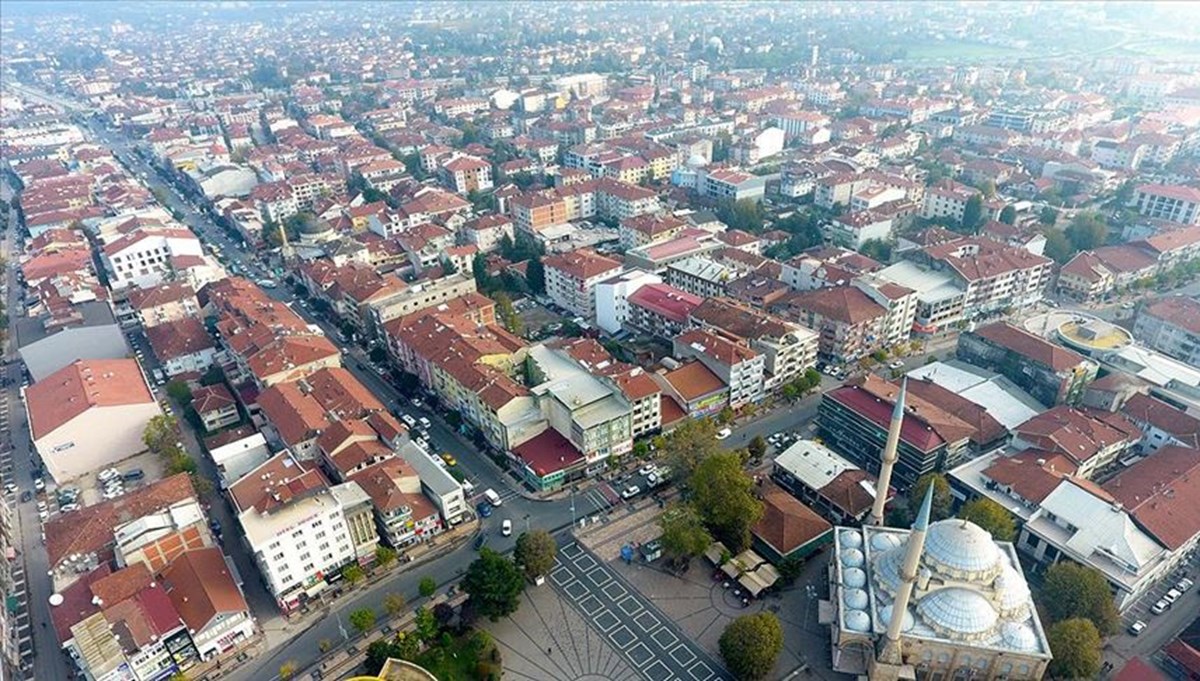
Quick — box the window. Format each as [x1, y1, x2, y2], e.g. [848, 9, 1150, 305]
[303, 563, 314, 572]
[299, 552, 310, 561]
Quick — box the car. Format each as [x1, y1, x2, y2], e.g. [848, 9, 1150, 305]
[419, 417, 431, 429]
[19, 490, 33, 503]
[400, 414, 416, 428]
[1120, 301, 1135, 310]
[440, 453, 458, 467]
[1151, 599, 1170, 615]
[33, 477, 45, 491]
[647, 472, 659, 485]
[716, 428, 732, 440]
[476, 502, 493, 518]
[1165, 588, 1182, 604]
[501, 519, 512, 536]
[98, 468, 119, 482]
[888, 360, 905, 370]
[484, 488, 502, 507]
[122, 469, 145, 482]
[621, 485, 641, 499]
[60, 503, 80, 513]
[638, 464, 657, 476]
[473, 532, 489, 551]
[1178, 578, 1195, 593]
[1128, 620, 1147, 636]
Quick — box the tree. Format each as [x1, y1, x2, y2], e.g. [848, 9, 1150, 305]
[375, 546, 397, 568]
[440, 255, 458, 275]
[747, 436, 767, 462]
[166, 380, 193, 406]
[419, 576, 437, 598]
[462, 549, 526, 621]
[142, 414, 178, 454]
[343, 564, 365, 586]
[1039, 205, 1059, 225]
[279, 661, 297, 680]
[383, 592, 406, 617]
[514, 529, 557, 580]
[492, 292, 523, 336]
[659, 503, 712, 563]
[1043, 228, 1073, 264]
[1047, 618, 1102, 680]
[719, 613, 784, 681]
[432, 602, 456, 629]
[413, 606, 439, 643]
[999, 205, 1017, 225]
[859, 238, 892, 263]
[1042, 562, 1120, 635]
[525, 258, 546, 294]
[662, 418, 722, 482]
[690, 452, 764, 552]
[716, 198, 764, 233]
[958, 497, 1016, 542]
[910, 473, 953, 521]
[349, 608, 376, 634]
[960, 194, 984, 234]
[318, 638, 333, 653]
[1065, 212, 1108, 252]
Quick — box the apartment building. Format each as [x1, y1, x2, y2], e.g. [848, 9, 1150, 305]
[782, 286, 885, 365]
[626, 283, 704, 339]
[230, 453, 363, 612]
[1129, 184, 1200, 225]
[544, 248, 623, 319]
[528, 345, 634, 466]
[1133, 296, 1200, 367]
[673, 328, 765, 408]
[699, 167, 767, 202]
[688, 297, 818, 391]
[439, 154, 494, 195]
[618, 213, 687, 250]
[665, 257, 734, 299]
[594, 269, 663, 335]
[460, 214, 515, 253]
[101, 227, 205, 291]
[920, 179, 983, 223]
[126, 281, 201, 328]
[957, 322, 1098, 407]
[1011, 406, 1140, 479]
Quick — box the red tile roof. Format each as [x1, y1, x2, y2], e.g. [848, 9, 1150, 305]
[161, 547, 249, 633]
[662, 361, 727, 401]
[1141, 295, 1200, 336]
[785, 285, 885, 325]
[26, 359, 155, 439]
[1015, 405, 1139, 465]
[627, 283, 704, 323]
[971, 322, 1087, 372]
[753, 484, 832, 556]
[1104, 445, 1200, 549]
[543, 248, 622, 281]
[512, 429, 584, 477]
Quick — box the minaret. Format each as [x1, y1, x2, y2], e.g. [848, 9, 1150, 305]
[869, 379, 907, 526]
[877, 482, 933, 666]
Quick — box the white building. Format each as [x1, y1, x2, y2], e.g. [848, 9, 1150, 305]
[229, 453, 360, 612]
[544, 248, 623, 320]
[699, 167, 766, 203]
[1129, 184, 1200, 225]
[594, 269, 662, 335]
[100, 227, 205, 290]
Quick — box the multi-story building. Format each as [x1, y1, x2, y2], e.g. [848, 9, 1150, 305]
[230, 453, 364, 612]
[665, 257, 734, 299]
[126, 280, 201, 328]
[101, 227, 206, 291]
[363, 272, 478, 335]
[673, 328, 764, 408]
[439, 155, 493, 195]
[850, 276, 917, 349]
[772, 439, 879, 525]
[825, 210, 894, 249]
[618, 213, 687, 250]
[688, 297, 818, 392]
[1133, 296, 1200, 367]
[957, 322, 1098, 406]
[594, 270, 662, 335]
[544, 248, 623, 319]
[528, 345, 633, 466]
[920, 179, 982, 224]
[626, 283, 703, 339]
[460, 214, 514, 253]
[1011, 405, 1140, 479]
[1129, 184, 1200, 225]
[160, 547, 256, 663]
[698, 167, 766, 202]
[349, 458, 441, 548]
[782, 286, 885, 365]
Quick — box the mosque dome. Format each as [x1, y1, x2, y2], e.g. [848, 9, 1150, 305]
[923, 519, 1003, 581]
[842, 567, 866, 589]
[686, 153, 708, 168]
[871, 532, 902, 552]
[841, 548, 864, 569]
[1000, 621, 1042, 652]
[916, 588, 999, 640]
[879, 604, 915, 633]
[844, 609, 871, 633]
[843, 588, 869, 610]
[994, 563, 1033, 618]
[839, 530, 863, 549]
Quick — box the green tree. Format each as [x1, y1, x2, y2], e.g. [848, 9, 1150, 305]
[747, 436, 767, 462]
[525, 258, 546, 294]
[659, 503, 712, 563]
[419, 576, 437, 598]
[513, 529, 557, 580]
[462, 549, 526, 620]
[859, 238, 892, 263]
[717, 199, 765, 233]
[690, 452, 764, 552]
[960, 194, 984, 234]
[383, 592, 406, 617]
[1065, 212, 1108, 252]
[1046, 618, 1102, 680]
[165, 380, 193, 406]
[999, 205, 1017, 225]
[142, 414, 178, 454]
[343, 564, 365, 586]
[719, 613, 784, 681]
[910, 473, 953, 521]
[348, 608, 376, 634]
[1039, 205, 1059, 225]
[492, 291, 523, 336]
[1042, 562, 1120, 635]
[663, 418, 721, 481]
[1043, 229, 1074, 264]
[413, 606, 438, 643]
[958, 497, 1016, 541]
[375, 546, 397, 568]
[279, 661, 297, 680]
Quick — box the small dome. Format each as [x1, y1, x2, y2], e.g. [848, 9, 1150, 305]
[879, 604, 915, 633]
[686, 153, 708, 168]
[844, 609, 871, 633]
[298, 219, 331, 235]
[1000, 621, 1041, 652]
[995, 564, 1032, 618]
[841, 548, 865, 568]
[842, 567, 866, 589]
[843, 588, 869, 610]
[872, 546, 904, 594]
[923, 520, 1002, 580]
[871, 532, 902, 551]
[839, 530, 863, 549]
[916, 588, 999, 639]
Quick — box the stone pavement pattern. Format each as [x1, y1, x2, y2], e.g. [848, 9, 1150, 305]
[486, 579, 642, 681]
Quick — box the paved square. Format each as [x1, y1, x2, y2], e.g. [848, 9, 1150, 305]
[574, 554, 598, 571]
[633, 610, 661, 632]
[670, 644, 697, 666]
[627, 642, 655, 666]
[588, 566, 613, 586]
[652, 626, 680, 649]
[563, 579, 589, 599]
[579, 595, 604, 615]
[594, 609, 620, 632]
[616, 595, 642, 616]
[645, 660, 675, 681]
[608, 624, 636, 649]
[601, 581, 628, 600]
[688, 660, 716, 680]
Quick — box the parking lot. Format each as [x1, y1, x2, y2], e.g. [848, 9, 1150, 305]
[1121, 556, 1199, 632]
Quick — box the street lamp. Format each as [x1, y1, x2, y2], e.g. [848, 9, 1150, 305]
[523, 514, 531, 533]
[570, 487, 576, 528]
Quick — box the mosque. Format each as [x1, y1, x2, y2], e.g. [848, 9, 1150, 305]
[825, 381, 1053, 680]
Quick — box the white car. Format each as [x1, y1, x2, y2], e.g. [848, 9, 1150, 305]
[888, 360, 905, 370]
[400, 414, 416, 428]
[621, 485, 640, 499]
[501, 519, 512, 537]
[716, 428, 732, 440]
[638, 464, 657, 476]
[1128, 620, 1146, 636]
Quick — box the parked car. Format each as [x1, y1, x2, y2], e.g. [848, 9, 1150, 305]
[621, 485, 641, 499]
[888, 360, 905, 370]
[473, 532, 489, 551]
[19, 490, 33, 503]
[122, 469, 145, 482]
[440, 453, 458, 467]
[1128, 620, 1146, 636]
[716, 428, 732, 440]
[638, 464, 657, 476]
[501, 519, 512, 537]
[1151, 599, 1170, 615]
[476, 502, 492, 518]
[1178, 578, 1195, 593]
[1164, 588, 1182, 604]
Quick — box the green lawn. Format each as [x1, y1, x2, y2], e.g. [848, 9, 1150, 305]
[902, 40, 1021, 62]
